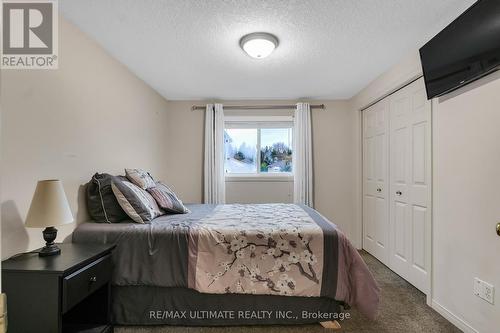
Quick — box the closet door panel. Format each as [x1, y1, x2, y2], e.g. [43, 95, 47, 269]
[375, 196, 388, 253]
[364, 195, 376, 246]
[411, 121, 428, 206]
[392, 127, 408, 188]
[389, 78, 431, 294]
[389, 89, 412, 276]
[394, 201, 408, 261]
[363, 109, 377, 255]
[363, 99, 389, 264]
[409, 83, 431, 292]
[412, 205, 427, 271]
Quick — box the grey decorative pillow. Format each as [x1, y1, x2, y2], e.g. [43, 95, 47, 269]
[86, 173, 129, 223]
[147, 182, 189, 214]
[125, 168, 156, 189]
[111, 177, 163, 223]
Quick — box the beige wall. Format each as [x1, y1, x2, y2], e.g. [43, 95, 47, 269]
[1, 17, 170, 259]
[312, 101, 358, 243]
[165, 100, 359, 243]
[226, 180, 293, 204]
[351, 52, 423, 111]
[353, 51, 500, 332]
[432, 73, 500, 333]
[163, 101, 204, 203]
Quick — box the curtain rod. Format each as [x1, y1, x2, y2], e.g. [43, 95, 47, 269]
[191, 104, 325, 111]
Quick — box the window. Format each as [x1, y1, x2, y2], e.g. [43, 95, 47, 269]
[260, 128, 292, 173]
[224, 119, 293, 175]
[224, 128, 258, 173]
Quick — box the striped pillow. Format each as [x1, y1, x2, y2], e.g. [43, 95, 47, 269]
[147, 182, 189, 214]
[111, 177, 163, 223]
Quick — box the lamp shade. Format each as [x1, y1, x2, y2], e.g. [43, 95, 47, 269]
[25, 180, 74, 228]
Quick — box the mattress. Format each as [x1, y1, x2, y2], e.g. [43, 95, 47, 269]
[73, 203, 379, 322]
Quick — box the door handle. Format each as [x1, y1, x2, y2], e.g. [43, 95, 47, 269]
[496, 223, 500, 237]
[396, 191, 402, 196]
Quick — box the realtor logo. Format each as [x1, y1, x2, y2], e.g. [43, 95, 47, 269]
[1, 0, 58, 69]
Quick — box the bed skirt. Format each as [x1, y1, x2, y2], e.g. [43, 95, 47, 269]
[112, 286, 344, 326]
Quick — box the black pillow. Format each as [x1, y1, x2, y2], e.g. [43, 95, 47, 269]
[86, 173, 129, 223]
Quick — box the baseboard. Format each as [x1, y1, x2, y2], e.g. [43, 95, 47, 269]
[431, 300, 478, 333]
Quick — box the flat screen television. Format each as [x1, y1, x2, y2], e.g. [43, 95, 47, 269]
[419, 0, 500, 99]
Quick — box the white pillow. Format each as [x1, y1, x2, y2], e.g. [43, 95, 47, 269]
[125, 168, 156, 189]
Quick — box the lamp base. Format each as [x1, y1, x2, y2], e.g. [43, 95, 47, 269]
[39, 226, 61, 257]
[39, 244, 61, 257]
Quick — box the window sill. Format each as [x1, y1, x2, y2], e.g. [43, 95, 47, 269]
[225, 174, 293, 183]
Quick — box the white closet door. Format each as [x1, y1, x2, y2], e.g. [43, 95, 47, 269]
[363, 98, 390, 265]
[389, 78, 431, 293]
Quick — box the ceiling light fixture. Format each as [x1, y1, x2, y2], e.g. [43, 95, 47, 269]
[240, 32, 279, 59]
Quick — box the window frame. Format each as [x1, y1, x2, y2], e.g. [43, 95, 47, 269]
[224, 116, 294, 181]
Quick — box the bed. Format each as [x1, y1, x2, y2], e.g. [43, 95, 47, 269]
[72, 203, 379, 326]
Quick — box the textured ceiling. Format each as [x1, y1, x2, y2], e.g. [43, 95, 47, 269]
[60, 0, 476, 100]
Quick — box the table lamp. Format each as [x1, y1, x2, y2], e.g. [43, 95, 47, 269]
[25, 180, 74, 256]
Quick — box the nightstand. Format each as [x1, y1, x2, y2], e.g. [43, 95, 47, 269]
[2, 243, 115, 333]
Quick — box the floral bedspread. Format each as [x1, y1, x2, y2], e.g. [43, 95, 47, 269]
[189, 204, 324, 297]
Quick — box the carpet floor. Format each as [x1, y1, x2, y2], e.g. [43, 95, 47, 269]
[116, 251, 461, 333]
